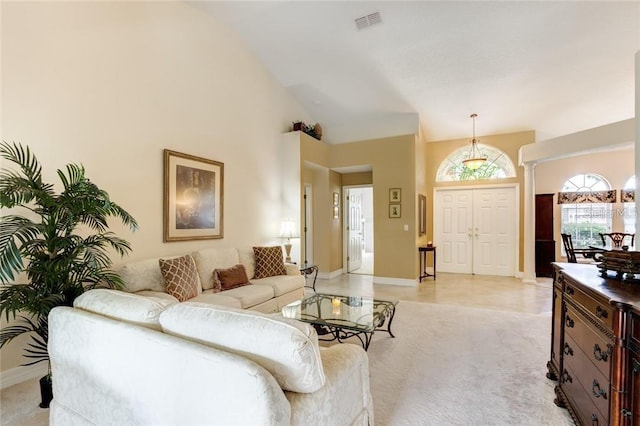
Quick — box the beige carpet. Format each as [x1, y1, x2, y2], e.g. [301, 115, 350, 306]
[365, 301, 574, 426]
[1, 301, 573, 426]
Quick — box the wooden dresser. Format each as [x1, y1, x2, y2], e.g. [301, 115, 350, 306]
[548, 263, 640, 425]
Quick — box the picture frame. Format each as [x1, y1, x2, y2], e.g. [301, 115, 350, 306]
[333, 192, 339, 206]
[389, 188, 401, 203]
[418, 194, 427, 236]
[389, 204, 401, 218]
[333, 205, 340, 220]
[164, 149, 224, 241]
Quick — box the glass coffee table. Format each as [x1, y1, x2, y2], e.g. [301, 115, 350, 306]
[282, 293, 398, 350]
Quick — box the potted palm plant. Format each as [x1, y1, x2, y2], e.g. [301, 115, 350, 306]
[0, 141, 138, 408]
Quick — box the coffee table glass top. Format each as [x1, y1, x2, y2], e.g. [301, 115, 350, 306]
[282, 293, 398, 333]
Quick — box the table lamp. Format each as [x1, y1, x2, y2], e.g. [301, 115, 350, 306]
[279, 219, 298, 263]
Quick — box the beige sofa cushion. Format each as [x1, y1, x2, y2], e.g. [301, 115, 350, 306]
[73, 289, 176, 330]
[192, 248, 240, 291]
[220, 284, 274, 308]
[252, 274, 305, 297]
[159, 303, 325, 393]
[189, 292, 242, 309]
[118, 258, 170, 293]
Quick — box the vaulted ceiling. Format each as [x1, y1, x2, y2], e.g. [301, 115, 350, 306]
[195, 1, 640, 144]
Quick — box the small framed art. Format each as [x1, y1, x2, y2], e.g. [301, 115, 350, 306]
[389, 188, 401, 203]
[389, 204, 401, 218]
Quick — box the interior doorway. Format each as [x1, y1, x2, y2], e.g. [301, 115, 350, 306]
[344, 186, 374, 275]
[303, 184, 313, 267]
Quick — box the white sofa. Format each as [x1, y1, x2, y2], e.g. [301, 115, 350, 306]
[117, 247, 305, 313]
[48, 289, 374, 425]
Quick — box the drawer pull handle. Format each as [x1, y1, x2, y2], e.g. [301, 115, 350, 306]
[593, 344, 609, 362]
[561, 369, 572, 384]
[565, 316, 574, 328]
[563, 343, 574, 356]
[621, 408, 632, 418]
[633, 358, 640, 374]
[592, 380, 607, 399]
[591, 413, 600, 426]
[566, 286, 575, 295]
[595, 306, 608, 319]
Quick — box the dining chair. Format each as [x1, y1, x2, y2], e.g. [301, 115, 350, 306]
[599, 232, 635, 248]
[560, 233, 604, 263]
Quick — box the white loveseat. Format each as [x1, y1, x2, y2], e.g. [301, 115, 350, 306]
[118, 247, 305, 313]
[48, 289, 374, 425]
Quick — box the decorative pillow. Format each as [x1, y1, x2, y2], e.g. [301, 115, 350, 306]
[253, 246, 287, 279]
[159, 255, 201, 302]
[159, 302, 325, 393]
[213, 264, 250, 291]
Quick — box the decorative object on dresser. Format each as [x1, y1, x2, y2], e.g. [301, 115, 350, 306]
[597, 250, 640, 281]
[547, 263, 640, 426]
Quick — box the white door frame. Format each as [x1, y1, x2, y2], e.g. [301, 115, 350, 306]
[433, 183, 520, 276]
[343, 184, 374, 274]
[304, 184, 313, 267]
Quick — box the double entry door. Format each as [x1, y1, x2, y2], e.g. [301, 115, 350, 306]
[434, 186, 517, 276]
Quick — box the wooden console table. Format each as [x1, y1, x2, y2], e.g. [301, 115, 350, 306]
[418, 246, 436, 281]
[547, 263, 640, 425]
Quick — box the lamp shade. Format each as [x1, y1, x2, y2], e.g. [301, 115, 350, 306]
[279, 220, 298, 239]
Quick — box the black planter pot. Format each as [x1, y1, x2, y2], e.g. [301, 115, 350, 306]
[39, 375, 53, 408]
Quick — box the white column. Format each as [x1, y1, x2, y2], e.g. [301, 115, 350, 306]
[522, 161, 537, 284]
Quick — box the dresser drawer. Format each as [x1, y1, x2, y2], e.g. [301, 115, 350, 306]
[560, 365, 608, 426]
[565, 305, 612, 380]
[563, 334, 610, 419]
[565, 282, 613, 329]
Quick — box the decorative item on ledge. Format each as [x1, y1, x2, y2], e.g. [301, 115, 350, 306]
[292, 121, 322, 140]
[597, 249, 640, 282]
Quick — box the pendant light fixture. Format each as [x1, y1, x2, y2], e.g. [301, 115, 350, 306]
[462, 113, 487, 170]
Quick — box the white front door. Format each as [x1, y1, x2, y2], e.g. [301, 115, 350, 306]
[472, 187, 515, 276]
[435, 189, 473, 274]
[347, 190, 363, 272]
[435, 186, 517, 276]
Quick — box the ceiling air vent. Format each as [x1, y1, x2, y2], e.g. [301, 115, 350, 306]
[355, 12, 382, 31]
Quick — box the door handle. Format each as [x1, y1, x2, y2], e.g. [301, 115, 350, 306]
[474, 227, 479, 237]
[467, 227, 473, 237]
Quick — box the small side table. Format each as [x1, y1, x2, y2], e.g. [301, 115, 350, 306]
[300, 264, 319, 291]
[418, 246, 436, 281]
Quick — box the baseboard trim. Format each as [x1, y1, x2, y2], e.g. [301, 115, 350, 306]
[373, 276, 416, 287]
[318, 269, 344, 280]
[0, 363, 48, 389]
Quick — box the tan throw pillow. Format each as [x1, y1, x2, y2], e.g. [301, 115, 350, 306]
[253, 246, 287, 279]
[159, 255, 201, 302]
[213, 264, 250, 291]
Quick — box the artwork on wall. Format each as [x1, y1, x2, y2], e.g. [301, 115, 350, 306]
[164, 149, 224, 241]
[389, 188, 401, 203]
[389, 187, 401, 219]
[389, 203, 401, 218]
[418, 194, 427, 236]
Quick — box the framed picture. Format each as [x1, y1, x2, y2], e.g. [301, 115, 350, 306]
[418, 194, 427, 236]
[389, 188, 401, 203]
[333, 192, 339, 206]
[164, 149, 224, 241]
[389, 204, 401, 218]
[333, 205, 339, 219]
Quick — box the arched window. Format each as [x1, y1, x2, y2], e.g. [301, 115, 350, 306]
[623, 175, 636, 234]
[435, 144, 516, 182]
[560, 174, 612, 249]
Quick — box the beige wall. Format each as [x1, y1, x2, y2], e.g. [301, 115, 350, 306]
[535, 148, 634, 259]
[1, 2, 309, 374]
[425, 131, 535, 272]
